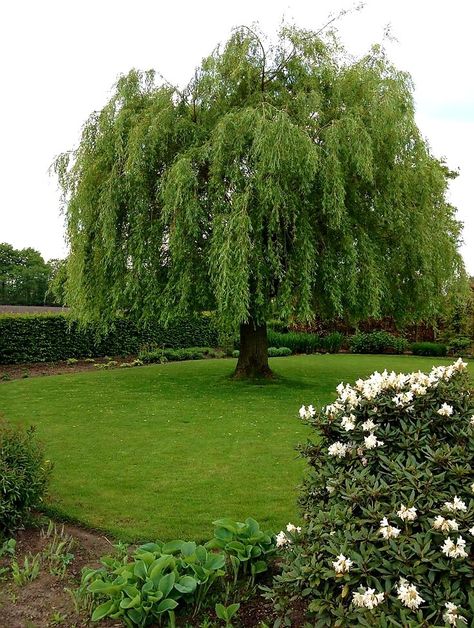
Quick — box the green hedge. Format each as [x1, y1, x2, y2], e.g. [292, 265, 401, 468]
[0, 314, 219, 364]
[411, 341, 447, 356]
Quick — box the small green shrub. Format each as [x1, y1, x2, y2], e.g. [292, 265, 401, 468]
[0, 423, 52, 534]
[350, 331, 408, 354]
[447, 336, 471, 355]
[232, 350, 240, 358]
[411, 342, 447, 356]
[271, 359, 474, 626]
[139, 347, 214, 363]
[65, 357, 78, 365]
[268, 347, 292, 357]
[321, 332, 345, 354]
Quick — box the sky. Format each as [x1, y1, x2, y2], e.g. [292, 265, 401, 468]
[0, 0, 473, 273]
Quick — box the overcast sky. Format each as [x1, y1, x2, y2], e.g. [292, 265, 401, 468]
[1, 0, 472, 273]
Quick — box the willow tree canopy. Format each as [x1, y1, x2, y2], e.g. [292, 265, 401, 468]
[55, 26, 465, 376]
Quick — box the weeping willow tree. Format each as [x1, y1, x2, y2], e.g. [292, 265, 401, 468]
[55, 25, 465, 377]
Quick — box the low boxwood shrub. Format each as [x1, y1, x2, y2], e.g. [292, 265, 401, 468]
[350, 331, 408, 354]
[268, 346, 292, 357]
[139, 347, 217, 363]
[411, 341, 447, 357]
[270, 359, 474, 626]
[0, 423, 52, 534]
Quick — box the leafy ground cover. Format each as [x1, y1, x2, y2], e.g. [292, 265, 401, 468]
[0, 356, 471, 542]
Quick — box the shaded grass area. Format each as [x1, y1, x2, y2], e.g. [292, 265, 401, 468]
[0, 355, 470, 541]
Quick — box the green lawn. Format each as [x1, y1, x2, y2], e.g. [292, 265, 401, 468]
[0, 354, 471, 541]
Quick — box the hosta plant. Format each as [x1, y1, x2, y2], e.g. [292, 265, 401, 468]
[271, 359, 473, 627]
[206, 518, 276, 586]
[82, 539, 226, 626]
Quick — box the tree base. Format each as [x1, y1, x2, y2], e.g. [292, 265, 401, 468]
[233, 320, 273, 379]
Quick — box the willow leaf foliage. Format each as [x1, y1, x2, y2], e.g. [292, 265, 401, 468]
[55, 27, 465, 330]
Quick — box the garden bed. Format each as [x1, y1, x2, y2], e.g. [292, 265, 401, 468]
[0, 520, 278, 627]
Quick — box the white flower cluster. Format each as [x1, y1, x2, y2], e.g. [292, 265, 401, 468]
[397, 504, 417, 522]
[328, 441, 349, 457]
[443, 602, 467, 625]
[276, 523, 302, 547]
[364, 433, 384, 449]
[341, 414, 356, 431]
[379, 517, 401, 539]
[298, 404, 315, 420]
[352, 587, 384, 609]
[441, 536, 468, 559]
[332, 554, 353, 573]
[321, 359, 467, 422]
[396, 578, 424, 610]
[433, 516, 459, 533]
[437, 403, 454, 417]
[444, 496, 467, 512]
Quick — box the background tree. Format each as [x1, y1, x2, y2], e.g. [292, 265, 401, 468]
[46, 258, 68, 306]
[55, 25, 466, 377]
[0, 243, 50, 305]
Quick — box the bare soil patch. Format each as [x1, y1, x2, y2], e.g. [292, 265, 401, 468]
[0, 357, 135, 381]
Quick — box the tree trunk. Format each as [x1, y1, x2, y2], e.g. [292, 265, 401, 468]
[234, 320, 273, 379]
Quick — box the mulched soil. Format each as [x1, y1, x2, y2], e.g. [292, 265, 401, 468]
[0, 358, 137, 382]
[0, 521, 297, 628]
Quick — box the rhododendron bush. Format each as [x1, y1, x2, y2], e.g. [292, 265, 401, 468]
[271, 360, 473, 626]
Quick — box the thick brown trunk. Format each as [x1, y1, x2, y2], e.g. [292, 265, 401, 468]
[234, 320, 273, 379]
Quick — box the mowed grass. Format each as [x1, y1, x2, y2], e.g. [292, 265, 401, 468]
[0, 355, 471, 541]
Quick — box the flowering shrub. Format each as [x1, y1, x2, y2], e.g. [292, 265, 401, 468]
[271, 359, 473, 626]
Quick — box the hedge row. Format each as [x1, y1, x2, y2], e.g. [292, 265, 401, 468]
[0, 314, 219, 364]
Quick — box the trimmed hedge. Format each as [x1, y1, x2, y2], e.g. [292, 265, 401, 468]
[411, 341, 447, 356]
[0, 314, 219, 364]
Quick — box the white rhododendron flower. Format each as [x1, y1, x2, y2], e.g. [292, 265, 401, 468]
[328, 442, 349, 457]
[437, 403, 454, 417]
[341, 414, 356, 431]
[299, 404, 315, 420]
[470, 416, 474, 427]
[286, 523, 301, 533]
[441, 536, 468, 559]
[361, 419, 376, 431]
[397, 505, 417, 522]
[379, 517, 401, 539]
[469, 526, 474, 536]
[396, 578, 425, 610]
[410, 383, 427, 396]
[276, 531, 290, 547]
[352, 587, 384, 609]
[433, 516, 459, 533]
[444, 496, 467, 512]
[332, 554, 353, 574]
[392, 392, 414, 407]
[471, 482, 474, 493]
[364, 434, 384, 449]
[443, 602, 467, 625]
